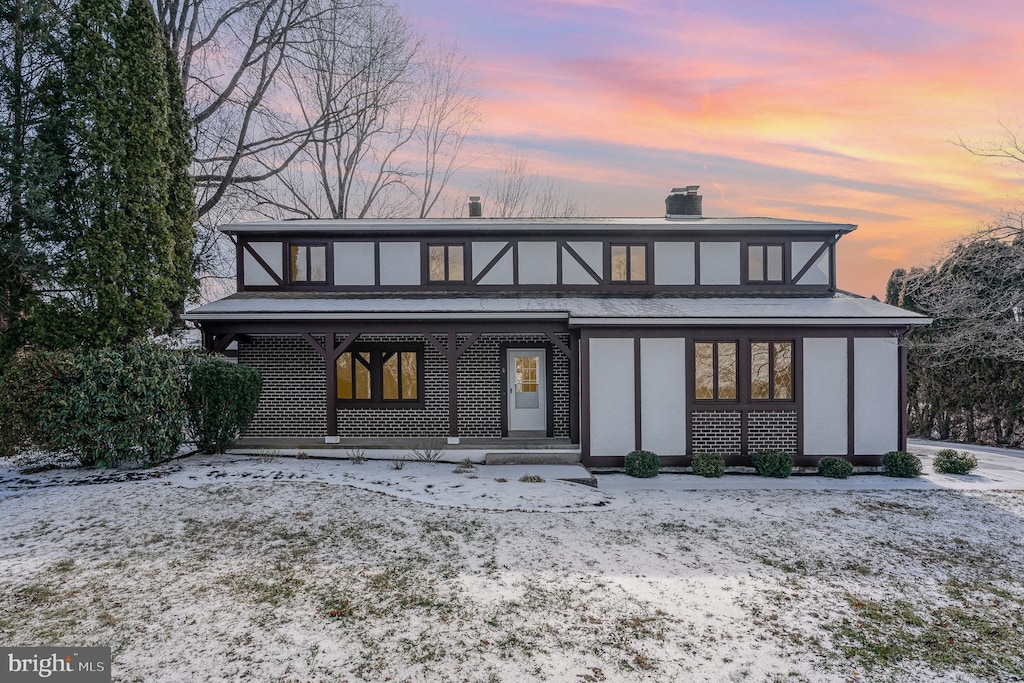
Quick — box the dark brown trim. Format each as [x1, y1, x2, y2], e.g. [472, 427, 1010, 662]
[284, 241, 330, 286]
[425, 332, 481, 438]
[499, 341, 556, 438]
[242, 241, 285, 287]
[561, 241, 602, 284]
[580, 329, 592, 460]
[334, 342, 425, 408]
[634, 337, 642, 452]
[373, 242, 381, 287]
[898, 330, 908, 451]
[796, 338, 805, 455]
[569, 330, 580, 445]
[471, 241, 513, 284]
[791, 239, 834, 285]
[847, 337, 855, 457]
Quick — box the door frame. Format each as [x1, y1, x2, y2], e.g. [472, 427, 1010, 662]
[500, 342, 554, 437]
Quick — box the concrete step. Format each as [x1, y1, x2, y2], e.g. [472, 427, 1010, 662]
[485, 451, 581, 465]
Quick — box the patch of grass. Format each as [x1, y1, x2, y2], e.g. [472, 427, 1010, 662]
[826, 589, 1024, 678]
[518, 474, 545, 483]
[53, 558, 76, 573]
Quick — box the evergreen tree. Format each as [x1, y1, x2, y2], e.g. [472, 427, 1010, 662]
[29, 0, 196, 348]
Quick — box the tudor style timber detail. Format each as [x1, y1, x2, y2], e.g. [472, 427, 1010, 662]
[186, 186, 929, 467]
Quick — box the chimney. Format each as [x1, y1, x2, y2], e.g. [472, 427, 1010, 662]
[665, 185, 702, 218]
[468, 195, 482, 218]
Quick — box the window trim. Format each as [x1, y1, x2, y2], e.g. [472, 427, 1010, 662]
[336, 343, 425, 407]
[746, 243, 785, 284]
[749, 340, 795, 402]
[426, 243, 468, 283]
[287, 241, 329, 285]
[609, 243, 648, 283]
[693, 340, 739, 403]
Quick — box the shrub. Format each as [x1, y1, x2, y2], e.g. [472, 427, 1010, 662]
[0, 349, 68, 457]
[691, 452, 725, 478]
[752, 449, 793, 478]
[39, 344, 188, 467]
[933, 448, 978, 475]
[624, 450, 659, 478]
[882, 451, 922, 478]
[186, 357, 263, 454]
[818, 456, 853, 479]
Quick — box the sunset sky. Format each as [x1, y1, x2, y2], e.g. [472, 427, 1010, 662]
[401, 0, 1024, 297]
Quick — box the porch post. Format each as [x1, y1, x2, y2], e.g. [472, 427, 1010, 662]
[302, 331, 360, 444]
[426, 332, 481, 443]
[569, 330, 580, 445]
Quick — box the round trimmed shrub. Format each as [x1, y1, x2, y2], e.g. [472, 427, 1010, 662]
[882, 451, 922, 478]
[624, 450, 659, 478]
[752, 449, 793, 478]
[186, 357, 263, 454]
[691, 452, 725, 478]
[933, 448, 977, 475]
[818, 456, 853, 479]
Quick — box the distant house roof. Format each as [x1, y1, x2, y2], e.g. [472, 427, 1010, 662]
[184, 292, 927, 327]
[219, 216, 857, 236]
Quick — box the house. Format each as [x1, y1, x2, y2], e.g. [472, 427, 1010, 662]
[183, 187, 929, 468]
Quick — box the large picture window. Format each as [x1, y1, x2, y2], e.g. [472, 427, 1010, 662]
[750, 341, 793, 400]
[289, 243, 327, 283]
[337, 345, 421, 405]
[694, 341, 737, 401]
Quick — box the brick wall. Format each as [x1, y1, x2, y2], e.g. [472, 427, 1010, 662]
[238, 332, 571, 440]
[747, 410, 798, 455]
[691, 411, 742, 457]
[239, 335, 325, 438]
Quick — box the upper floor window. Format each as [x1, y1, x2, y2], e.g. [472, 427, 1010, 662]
[694, 341, 737, 401]
[747, 244, 784, 283]
[611, 244, 647, 283]
[337, 345, 421, 405]
[750, 341, 793, 401]
[289, 244, 327, 283]
[428, 244, 465, 282]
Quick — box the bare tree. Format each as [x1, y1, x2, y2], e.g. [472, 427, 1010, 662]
[485, 152, 585, 218]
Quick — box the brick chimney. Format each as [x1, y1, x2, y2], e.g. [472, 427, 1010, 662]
[665, 186, 702, 218]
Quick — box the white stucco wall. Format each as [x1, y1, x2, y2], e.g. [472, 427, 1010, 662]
[473, 242, 506, 282]
[854, 337, 899, 455]
[243, 241, 283, 286]
[567, 241, 603, 279]
[588, 338, 636, 457]
[640, 337, 686, 455]
[334, 242, 375, 285]
[792, 242, 830, 286]
[518, 242, 558, 284]
[699, 242, 741, 285]
[654, 242, 695, 285]
[378, 242, 420, 285]
[803, 338, 848, 455]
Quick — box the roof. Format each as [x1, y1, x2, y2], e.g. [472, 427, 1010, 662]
[220, 216, 857, 236]
[184, 292, 928, 328]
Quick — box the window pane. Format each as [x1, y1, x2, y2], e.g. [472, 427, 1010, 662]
[355, 352, 371, 399]
[291, 245, 307, 281]
[337, 353, 352, 399]
[382, 353, 399, 400]
[611, 245, 627, 281]
[448, 245, 464, 281]
[694, 342, 715, 400]
[309, 245, 326, 282]
[429, 245, 446, 281]
[767, 245, 783, 282]
[629, 245, 646, 281]
[773, 342, 793, 399]
[748, 245, 764, 282]
[750, 342, 770, 400]
[401, 352, 418, 400]
[717, 342, 737, 400]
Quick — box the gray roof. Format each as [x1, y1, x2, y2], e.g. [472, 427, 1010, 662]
[220, 216, 856, 236]
[184, 292, 928, 327]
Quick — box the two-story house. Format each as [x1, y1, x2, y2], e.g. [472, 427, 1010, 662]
[183, 187, 929, 468]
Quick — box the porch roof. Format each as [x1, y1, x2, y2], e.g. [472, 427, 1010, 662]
[184, 292, 930, 327]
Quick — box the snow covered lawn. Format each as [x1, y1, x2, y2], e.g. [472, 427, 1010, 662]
[1, 449, 1023, 682]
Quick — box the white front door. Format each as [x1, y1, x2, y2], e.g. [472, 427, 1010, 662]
[507, 349, 546, 433]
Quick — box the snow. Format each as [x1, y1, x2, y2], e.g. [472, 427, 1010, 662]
[1, 445, 1022, 682]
